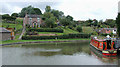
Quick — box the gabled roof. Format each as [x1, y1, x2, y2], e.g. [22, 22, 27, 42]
[26, 14, 41, 18]
[0, 27, 11, 33]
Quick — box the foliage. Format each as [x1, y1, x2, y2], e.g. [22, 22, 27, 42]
[2, 14, 16, 21]
[51, 9, 64, 19]
[100, 33, 109, 37]
[43, 12, 57, 28]
[66, 15, 73, 21]
[11, 13, 19, 17]
[28, 28, 64, 33]
[33, 8, 42, 15]
[26, 31, 38, 35]
[76, 26, 82, 32]
[116, 13, 120, 37]
[91, 31, 98, 35]
[44, 17, 56, 28]
[104, 19, 116, 28]
[60, 18, 71, 27]
[45, 6, 51, 12]
[22, 33, 91, 40]
[15, 18, 23, 24]
[19, 5, 42, 17]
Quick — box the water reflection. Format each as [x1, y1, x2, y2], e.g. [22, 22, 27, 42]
[22, 42, 91, 56]
[90, 46, 118, 64]
[2, 41, 120, 65]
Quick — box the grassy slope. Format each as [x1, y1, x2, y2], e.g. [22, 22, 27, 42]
[2, 23, 22, 30]
[82, 26, 94, 34]
[61, 27, 79, 34]
[38, 27, 79, 35]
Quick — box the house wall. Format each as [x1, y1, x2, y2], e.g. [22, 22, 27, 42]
[0, 32, 11, 41]
[106, 30, 111, 34]
[24, 17, 42, 27]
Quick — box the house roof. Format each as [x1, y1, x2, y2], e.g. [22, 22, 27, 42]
[96, 28, 117, 32]
[26, 14, 41, 18]
[102, 28, 117, 31]
[0, 27, 11, 33]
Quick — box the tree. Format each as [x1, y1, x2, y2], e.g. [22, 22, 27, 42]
[76, 26, 82, 32]
[43, 12, 54, 19]
[2, 14, 16, 21]
[33, 8, 42, 15]
[43, 12, 57, 28]
[93, 19, 98, 26]
[66, 15, 73, 21]
[116, 13, 120, 37]
[19, 5, 42, 17]
[60, 18, 70, 28]
[11, 13, 19, 17]
[2, 14, 10, 20]
[45, 17, 56, 28]
[104, 19, 116, 28]
[45, 6, 51, 12]
[51, 9, 64, 19]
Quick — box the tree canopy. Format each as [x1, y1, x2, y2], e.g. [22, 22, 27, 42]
[45, 6, 51, 12]
[116, 13, 120, 37]
[19, 5, 42, 17]
[11, 13, 19, 17]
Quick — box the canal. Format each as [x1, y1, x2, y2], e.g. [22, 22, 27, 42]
[2, 41, 120, 65]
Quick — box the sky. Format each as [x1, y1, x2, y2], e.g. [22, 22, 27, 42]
[0, 0, 120, 21]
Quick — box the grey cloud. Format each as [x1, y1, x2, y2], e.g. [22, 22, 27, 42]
[118, 1, 120, 13]
[1, 2, 61, 14]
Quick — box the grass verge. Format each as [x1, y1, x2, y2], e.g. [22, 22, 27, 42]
[1, 38, 90, 44]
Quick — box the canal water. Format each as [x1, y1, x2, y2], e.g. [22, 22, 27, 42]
[2, 41, 120, 65]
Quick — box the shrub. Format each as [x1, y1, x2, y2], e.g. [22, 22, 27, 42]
[91, 31, 98, 35]
[68, 26, 73, 29]
[26, 31, 38, 35]
[76, 26, 82, 32]
[22, 33, 91, 40]
[101, 33, 109, 36]
[28, 28, 63, 33]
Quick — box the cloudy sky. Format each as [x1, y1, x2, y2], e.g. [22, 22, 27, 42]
[0, 0, 120, 21]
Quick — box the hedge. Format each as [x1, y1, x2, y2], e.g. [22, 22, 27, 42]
[28, 28, 63, 33]
[22, 33, 91, 40]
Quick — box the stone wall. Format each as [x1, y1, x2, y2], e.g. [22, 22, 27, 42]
[0, 32, 11, 41]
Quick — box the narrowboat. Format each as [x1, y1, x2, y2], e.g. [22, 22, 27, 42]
[90, 46, 117, 63]
[90, 37, 117, 56]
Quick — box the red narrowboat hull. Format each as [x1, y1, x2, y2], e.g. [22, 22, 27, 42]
[90, 37, 117, 56]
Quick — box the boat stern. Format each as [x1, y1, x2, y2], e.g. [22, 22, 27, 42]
[102, 50, 117, 56]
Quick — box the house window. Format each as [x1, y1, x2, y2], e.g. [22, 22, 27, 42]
[29, 18, 32, 25]
[114, 30, 116, 31]
[37, 18, 40, 22]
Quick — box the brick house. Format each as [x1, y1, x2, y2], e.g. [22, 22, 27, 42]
[0, 27, 11, 41]
[23, 14, 42, 28]
[98, 28, 117, 34]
